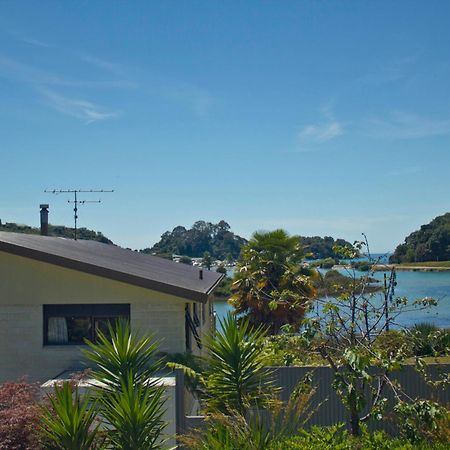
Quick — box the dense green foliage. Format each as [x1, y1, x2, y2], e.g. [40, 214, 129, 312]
[314, 269, 381, 297]
[83, 321, 168, 450]
[213, 275, 232, 299]
[269, 424, 450, 450]
[168, 314, 274, 416]
[40, 382, 100, 450]
[301, 236, 354, 260]
[231, 229, 317, 333]
[390, 213, 450, 263]
[144, 220, 247, 259]
[0, 221, 113, 243]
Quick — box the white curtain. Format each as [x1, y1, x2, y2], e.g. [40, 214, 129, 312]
[47, 317, 69, 344]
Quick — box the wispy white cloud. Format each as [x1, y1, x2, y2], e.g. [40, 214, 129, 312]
[19, 36, 51, 48]
[40, 89, 119, 123]
[385, 166, 421, 177]
[294, 104, 344, 151]
[152, 81, 213, 117]
[0, 54, 136, 89]
[298, 121, 343, 144]
[80, 54, 125, 77]
[357, 52, 422, 87]
[0, 39, 213, 119]
[363, 111, 450, 140]
[244, 214, 411, 238]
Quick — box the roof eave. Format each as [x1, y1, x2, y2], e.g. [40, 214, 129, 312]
[0, 241, 215, 303]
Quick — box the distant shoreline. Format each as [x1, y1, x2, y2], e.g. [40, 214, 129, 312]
[334, 264, 450, 273]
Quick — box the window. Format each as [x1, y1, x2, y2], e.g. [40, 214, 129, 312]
[185, 304, 192, 352]
[202, 302, 206, 325]
[43, 304, 130, 345]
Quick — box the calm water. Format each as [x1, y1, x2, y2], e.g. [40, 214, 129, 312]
[215, 269, 450, 329]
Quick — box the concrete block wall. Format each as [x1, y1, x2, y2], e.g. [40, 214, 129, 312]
[0, 251, 209, 383]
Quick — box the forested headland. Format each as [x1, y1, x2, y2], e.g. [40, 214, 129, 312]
[390, 213, 450, 263]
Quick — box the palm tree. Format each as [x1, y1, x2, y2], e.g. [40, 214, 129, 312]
[230, 229, 317, 333]
[84, 320, 169, 450]
[168, 313, 274, 416]
[40, 382, 100, 450]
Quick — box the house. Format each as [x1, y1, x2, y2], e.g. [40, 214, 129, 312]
[0, 227, 223, 383]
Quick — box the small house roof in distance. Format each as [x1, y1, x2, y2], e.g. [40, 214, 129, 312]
[0, 231, 223, 302]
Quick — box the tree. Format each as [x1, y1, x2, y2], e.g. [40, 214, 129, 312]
[149, 220, 247, 259]
[230, 230, 317, 334]
[304, 239, 439, 436]
[179, 255, 192, 265]
[390, 212, 450, 263]
[202, 251, 213, 270]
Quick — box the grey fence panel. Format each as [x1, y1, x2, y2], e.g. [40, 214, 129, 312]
[182, 364, 449, 434]
[271, 364, 450, 432]
[175, 368, 186, 435]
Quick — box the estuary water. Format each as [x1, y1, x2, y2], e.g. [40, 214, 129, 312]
[215, 268, 450, 329]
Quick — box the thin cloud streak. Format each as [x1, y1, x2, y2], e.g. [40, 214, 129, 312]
[385, 166, 421, 177]
[357, 52, 422, 87]
[363, 111, 450, 140]
[298, 121, 343, 144]
[0, 54, 136, 89]
[40, 89, 119, 123]
[147, 81, 214, 117]
[80, 54, 125, 76]
[244, 214, 412, 239]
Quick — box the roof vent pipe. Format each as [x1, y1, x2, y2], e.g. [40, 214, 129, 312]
[199, 269, 203, 280]
[40, 204, 49, 236]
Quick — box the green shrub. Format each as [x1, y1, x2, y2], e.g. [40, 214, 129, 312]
[410, 323, 450, 356]
[269, 424, 450, 449]
[373, 330, 412, 358]
[352, 261, 371, 272]
[394, 400, 449, 443]
[310, 258, 336, 269]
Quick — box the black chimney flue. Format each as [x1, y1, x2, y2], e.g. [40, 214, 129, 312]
[40, 204, 49, 236]
[199, 269, 203, 280]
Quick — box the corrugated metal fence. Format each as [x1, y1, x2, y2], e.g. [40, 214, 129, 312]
[182, 364, 450, 434]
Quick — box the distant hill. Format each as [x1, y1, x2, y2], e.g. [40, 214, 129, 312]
[389, 213, 450, 263]
[300, 236, 354, 260]
[142, 220, 247, 260]
[0, 222, 113, 244]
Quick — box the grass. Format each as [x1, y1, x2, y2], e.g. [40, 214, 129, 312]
[398, 261, 450, 268]
[404, 356, 450, 365]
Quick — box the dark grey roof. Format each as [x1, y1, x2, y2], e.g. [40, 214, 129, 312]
[0, 232, 223, 302]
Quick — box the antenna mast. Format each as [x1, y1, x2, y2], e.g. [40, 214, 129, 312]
[45, 189, 114, 240]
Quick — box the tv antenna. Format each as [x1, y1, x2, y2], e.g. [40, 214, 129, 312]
[44, 189, 114, 240]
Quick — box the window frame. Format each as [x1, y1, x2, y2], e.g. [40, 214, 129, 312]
[43, 304, 130, 346]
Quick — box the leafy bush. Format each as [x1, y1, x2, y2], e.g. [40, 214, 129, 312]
[40, 381, 101, 450]
[269, 424, 450, 449]
[182, 374, 317, 450]
[83, 320, 168, 450]
[372, 330, 412, 358]
[259, 327, 323, 366]
[352, 261, 371, 272]
[410, 323, 450, 356]
[317, 258, 337, 269]
[0, 380, 44, 450]
[394, 400, 449, 443]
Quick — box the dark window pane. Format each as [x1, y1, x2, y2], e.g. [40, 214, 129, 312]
[66, 317, 91, 343]
[43, 304, 130, 346]
[94, 317, 118, 342]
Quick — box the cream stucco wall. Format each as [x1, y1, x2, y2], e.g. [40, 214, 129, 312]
[0, 251, 213, 383]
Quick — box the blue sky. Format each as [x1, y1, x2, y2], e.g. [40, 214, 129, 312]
[0, 1, 449, 252]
